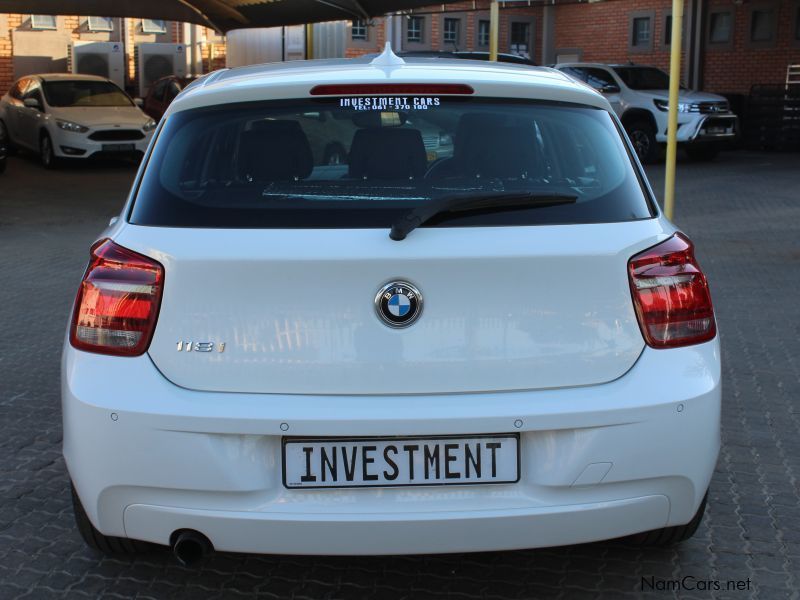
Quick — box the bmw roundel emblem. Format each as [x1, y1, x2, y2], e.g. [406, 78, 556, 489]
[375, 281, 423, 328]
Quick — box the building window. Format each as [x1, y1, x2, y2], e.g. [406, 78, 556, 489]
[477, 20, 490, 47]
[407, 16, 424, 44]
[796, 4, 800, 40]
[87, 16, 114, 32]
[629, 11, 655, 52]
[351, 19, 367, 40]
[709, 12, 732, 44]
[632, 17, 651, 47]
[142, 19, 167, 34]
[795, 3, 800, 40]
[663, 15, 673, 46]
[443, 18, 460, 46]
[30, 15, 57, 30]
[510, 22, 532, 58]
[750, 9, 775, 42]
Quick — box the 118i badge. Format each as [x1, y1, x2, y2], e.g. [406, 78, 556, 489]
[375, 281, 423, 328]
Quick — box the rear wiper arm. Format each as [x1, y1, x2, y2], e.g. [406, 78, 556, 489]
[389, 191, 578, 241]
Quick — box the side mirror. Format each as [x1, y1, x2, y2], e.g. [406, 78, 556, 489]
[599, 84, 621, 94]
[23, 97, 42, 109]
[133, 98, 144, 107]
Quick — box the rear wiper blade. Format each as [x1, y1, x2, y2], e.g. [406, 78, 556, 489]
[389, 191, 577, 241]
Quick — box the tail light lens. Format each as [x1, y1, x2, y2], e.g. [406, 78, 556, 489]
[70, 239, 164, 356]
[628, 233, 716, 348]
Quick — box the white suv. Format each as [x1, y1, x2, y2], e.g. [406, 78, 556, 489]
[63, 46, 720, 563]
[556, 63, 737, 163]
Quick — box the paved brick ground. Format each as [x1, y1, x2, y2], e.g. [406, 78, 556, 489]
[1, 150, 799, 599]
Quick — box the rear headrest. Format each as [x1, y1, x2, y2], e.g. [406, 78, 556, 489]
[454, 114, 541, 179]
[238, 119, 313, 181]
[348, 128, 427, 180]
[453, 113, 507, 162]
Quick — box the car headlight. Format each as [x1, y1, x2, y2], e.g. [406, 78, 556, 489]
[653, 99, 693, 113]
[142, 119, 157, 133]
[56, 120, 89, 133]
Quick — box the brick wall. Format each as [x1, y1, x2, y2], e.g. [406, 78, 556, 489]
[0, 15, 200, 96]
[343, 2, 544, 61]
[703, 0, 799, 94]
[553, 0, 799, 95]
[0, 14, 21, 97]
[554, 0, 682, 72]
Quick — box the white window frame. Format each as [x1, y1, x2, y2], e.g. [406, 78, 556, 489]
[443, 18, 460, 46]
[30, 15, 57, 30]
[407, 16, 424, 44]
[351, 18, 367, 41]
[142, 18, 168, 34]
[87, 16, 114, 32]
[477, 19, 490, 47]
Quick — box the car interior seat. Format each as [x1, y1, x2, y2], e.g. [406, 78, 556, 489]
[238, 119, 313, 182]
[348, 127, 427, 180]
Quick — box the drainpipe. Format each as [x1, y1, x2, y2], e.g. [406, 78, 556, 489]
[542, 2, 556, 66]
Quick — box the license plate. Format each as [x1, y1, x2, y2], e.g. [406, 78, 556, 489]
[283, 434, 519, 489]
[102, 143, 135, 152]
[705, 126, 726, 134]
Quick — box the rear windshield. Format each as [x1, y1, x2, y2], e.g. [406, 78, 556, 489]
[130, 97, 654, 228]
[43, 80, 133, 107]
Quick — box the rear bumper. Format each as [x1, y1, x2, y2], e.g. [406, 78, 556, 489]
[62, 339, 721, 555]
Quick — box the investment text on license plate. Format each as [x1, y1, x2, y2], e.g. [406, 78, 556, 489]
[283, 435, 519, 489]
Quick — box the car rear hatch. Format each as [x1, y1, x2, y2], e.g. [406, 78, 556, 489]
[117, 222, 663, 395]
[118, 82, 662, 395]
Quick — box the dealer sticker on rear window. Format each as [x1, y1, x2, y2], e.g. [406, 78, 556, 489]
[339, 97, 441, 111]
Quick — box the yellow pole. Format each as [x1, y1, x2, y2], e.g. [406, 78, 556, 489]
[663, 0, 684, 220]
[306, 23, 314, 60]
[489, 1, 499, 61]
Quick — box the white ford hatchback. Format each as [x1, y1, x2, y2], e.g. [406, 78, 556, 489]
[63, 46, 720, 563]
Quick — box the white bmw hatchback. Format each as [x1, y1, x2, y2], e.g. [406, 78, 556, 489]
[63, 45, 720, 563]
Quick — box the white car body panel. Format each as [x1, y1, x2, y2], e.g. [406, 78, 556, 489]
[120, 220, 670, 395]
[63, 56, 721, 555]
[170, 60, 609, 116]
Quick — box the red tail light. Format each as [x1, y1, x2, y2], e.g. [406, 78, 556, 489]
[628, 233, 716, 348]
[70, 239, 164, 356]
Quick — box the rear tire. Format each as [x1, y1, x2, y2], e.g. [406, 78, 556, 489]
[685, 145, 720, 162]
[40, 132, 58, 169]
[71, 482, 149, 555]
[625, 120, 659, 164]
[628, 492, 707, 546]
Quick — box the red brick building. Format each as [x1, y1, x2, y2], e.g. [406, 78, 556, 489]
[346, 0, 800, 96]
[2, 1, 798, 98]
[0, 14, 224, 97]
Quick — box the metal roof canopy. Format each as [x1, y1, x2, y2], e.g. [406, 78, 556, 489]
[0, 0, 464, 32]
